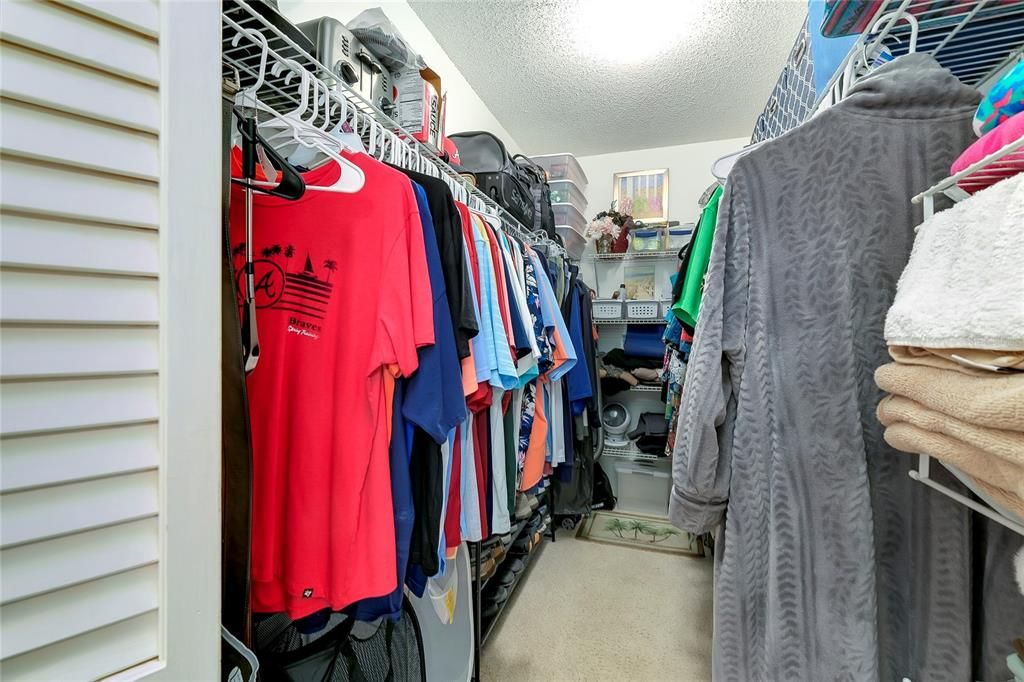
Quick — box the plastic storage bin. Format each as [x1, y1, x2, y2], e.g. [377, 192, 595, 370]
[552, 203, 586, 235]
[556, 226, 586, 261]
[630, 228, 663, 252]
[660, 300, 674, 317]
[626, 300, 661, 319]
[614, 462, 670, 517]
[530, 153, 589, 189]
[592, 299, 624, 319]
[549, 180, 587, 211]
[666, 224, 694, 249]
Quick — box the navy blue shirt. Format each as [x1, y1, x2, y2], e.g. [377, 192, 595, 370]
[404, 183, 466, 579]
[566, 283, 594, 416]
[354, 182, 466, 619]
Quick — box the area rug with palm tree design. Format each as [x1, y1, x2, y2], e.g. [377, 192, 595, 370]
[576, 511, 704, 557]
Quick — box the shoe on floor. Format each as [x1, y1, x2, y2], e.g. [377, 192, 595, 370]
[512, 534, 533, 553]
[514, 494, 532, 520]
[478, 556, 497, 581]
[490, 585, 511, 604]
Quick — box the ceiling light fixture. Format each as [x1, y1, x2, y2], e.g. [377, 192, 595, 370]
[570, 0, 705, 65]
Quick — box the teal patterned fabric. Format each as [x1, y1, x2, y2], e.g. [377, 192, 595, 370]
[974, 60, 1024, 136]
[671, 55, 1023, 681]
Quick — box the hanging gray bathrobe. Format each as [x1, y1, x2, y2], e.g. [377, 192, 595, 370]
[670, 54, 1023, 681]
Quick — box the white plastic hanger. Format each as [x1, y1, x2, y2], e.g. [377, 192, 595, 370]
[232, 28, 268, 111]
[711, 141, 768, 181]
[238, 57, 364, 193]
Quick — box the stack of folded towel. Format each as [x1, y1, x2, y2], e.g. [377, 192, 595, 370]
[876, 173, 1024, 518]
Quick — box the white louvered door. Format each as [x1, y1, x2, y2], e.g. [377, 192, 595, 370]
[0, 1, 221, 679]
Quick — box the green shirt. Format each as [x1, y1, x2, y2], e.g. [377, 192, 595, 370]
[673, 185, 723, 328]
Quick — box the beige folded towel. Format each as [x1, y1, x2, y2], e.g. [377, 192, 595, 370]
[875, 363, 1024, 432]
[878, 395, 1024, 467]
[889, 346, 1024, 376]
[880, 421, 1024, 504]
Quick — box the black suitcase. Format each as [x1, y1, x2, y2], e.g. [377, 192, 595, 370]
[449, 131, 536, 230]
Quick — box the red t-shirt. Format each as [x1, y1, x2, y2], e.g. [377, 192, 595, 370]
[230, 151, 433, 619]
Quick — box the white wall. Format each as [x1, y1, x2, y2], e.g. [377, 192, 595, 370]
[576, 137, 748, 223]
[280, 0, 523, 153]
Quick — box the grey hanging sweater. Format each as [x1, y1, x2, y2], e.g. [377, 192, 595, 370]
[671, 55, 1021, 681]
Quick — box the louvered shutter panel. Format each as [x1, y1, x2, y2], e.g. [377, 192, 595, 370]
[0, 1, 220, 679]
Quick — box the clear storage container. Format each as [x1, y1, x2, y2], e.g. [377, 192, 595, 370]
[626, 300, 661, 319]
[592, 299, 624, 320]
[556, 225, 586, 261]
[530, 153, 589, 189]
[666, 223, 694, 249]
[614, 462, 670, 517]
[630, 228, 663, 251]
[552, 203, 586, 235]
[549, 180, 587, 213]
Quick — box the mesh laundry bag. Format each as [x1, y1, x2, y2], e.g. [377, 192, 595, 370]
[254, 600, 425, 682]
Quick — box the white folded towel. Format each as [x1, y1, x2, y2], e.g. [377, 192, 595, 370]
[885, 174, 1024, 350]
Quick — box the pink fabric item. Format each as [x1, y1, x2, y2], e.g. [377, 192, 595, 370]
[951, 111, 1024, 194]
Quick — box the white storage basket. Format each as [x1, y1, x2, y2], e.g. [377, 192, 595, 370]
[626, 296, 659, 319]
[626, 300, 660, 319]
[592, 299, 624, 320]
[660, 300, 674, 317]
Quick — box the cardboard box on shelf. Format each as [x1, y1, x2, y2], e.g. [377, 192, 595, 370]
[395, 66, 444, 151]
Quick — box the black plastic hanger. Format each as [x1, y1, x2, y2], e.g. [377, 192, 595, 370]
[231, 106, 305, 201]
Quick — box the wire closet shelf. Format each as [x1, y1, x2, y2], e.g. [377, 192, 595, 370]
[908, 136, 1024, 537]
[221, 0, 565, 257]
[818, 0, 1024, 114]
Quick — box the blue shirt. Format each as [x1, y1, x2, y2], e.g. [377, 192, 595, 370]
[355, 182, 465, 618]
[530, 251, 576, 382]
[566, 283, 593, 415]
[403, 184, 467, 442]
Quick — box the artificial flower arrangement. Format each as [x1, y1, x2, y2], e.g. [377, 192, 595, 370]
[586, 203, 633, 253]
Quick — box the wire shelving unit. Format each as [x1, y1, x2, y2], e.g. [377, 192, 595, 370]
[220, 0, 564, 256]
[907, 137, 1024, 537]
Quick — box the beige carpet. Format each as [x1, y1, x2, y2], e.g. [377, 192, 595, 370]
[481, 533, 714, 682]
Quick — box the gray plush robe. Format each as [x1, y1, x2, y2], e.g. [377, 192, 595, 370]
[670, 54, 1024, 681]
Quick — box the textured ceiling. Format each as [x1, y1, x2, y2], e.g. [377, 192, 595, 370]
[409, 0, 808, 156]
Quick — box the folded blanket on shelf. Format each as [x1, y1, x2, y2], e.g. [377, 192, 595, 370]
[884, 174, 1024, 350]
[889, 346, 1024, 376]
[878, 395, 1024, 468]
[879, 421, 1024, 518]
[875, 363, 1024, 432]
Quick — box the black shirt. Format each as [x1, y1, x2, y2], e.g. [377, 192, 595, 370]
[389, 166, 478, 359]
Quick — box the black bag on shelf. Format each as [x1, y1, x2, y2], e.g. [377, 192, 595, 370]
[513, 154, 556, 238]
[448, 131, 535, 229]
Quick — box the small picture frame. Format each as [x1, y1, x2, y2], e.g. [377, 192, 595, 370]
[613, 168, 669, 223]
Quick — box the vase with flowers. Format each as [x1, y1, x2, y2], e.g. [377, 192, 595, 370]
[587, 203, 633, 254]
[585, 215, 620, 253]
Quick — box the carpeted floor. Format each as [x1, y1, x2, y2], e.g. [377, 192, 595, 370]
[481, 532, 714, 682]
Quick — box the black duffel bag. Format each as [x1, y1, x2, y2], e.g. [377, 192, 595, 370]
[513, 154, 556, 239]
[448, 131, 535, 229]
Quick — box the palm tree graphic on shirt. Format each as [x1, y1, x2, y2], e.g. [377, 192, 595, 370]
[322, 259, 338, 282]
